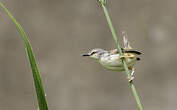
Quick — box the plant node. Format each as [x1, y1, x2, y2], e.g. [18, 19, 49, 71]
[97, 0, 106, 6]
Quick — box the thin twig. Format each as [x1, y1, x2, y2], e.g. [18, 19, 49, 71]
[97, 0, 143, 110]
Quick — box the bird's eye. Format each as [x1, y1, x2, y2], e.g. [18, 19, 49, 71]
[91, 51, 97, 55]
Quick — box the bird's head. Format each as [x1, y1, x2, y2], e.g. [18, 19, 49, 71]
[82, 48, 106, 60]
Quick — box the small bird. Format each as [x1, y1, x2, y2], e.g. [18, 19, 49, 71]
[82, 33, 141, 82]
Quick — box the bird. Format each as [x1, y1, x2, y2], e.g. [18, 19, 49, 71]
[82, 33, 141, 82]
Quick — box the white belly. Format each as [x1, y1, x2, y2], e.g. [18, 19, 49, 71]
[99, 54, 137, 71]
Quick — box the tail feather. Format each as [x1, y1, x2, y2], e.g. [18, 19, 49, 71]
[110, 48, 142, 55]
[137, 57, 141, 60]
[122, 31, 132, 49]
[124, 50, 142, 55]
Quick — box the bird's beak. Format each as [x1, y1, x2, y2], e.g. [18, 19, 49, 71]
[82, 53, 90, 56]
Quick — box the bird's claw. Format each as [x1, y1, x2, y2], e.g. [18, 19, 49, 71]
[120, 55, 126, 59]
[128, 76, 134, 83]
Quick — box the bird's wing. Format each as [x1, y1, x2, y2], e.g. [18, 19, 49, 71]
[109, 48, 124, 54]
[109, 48, 141, 55]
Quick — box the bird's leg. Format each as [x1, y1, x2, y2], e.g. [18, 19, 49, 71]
[130, 67, 135, 76]
[119, 53, 135, 82]
[128, 67, 135, 83]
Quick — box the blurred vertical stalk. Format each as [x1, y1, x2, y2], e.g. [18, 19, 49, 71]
[0, 2, 48, 110]
[97, 0, 143, 110]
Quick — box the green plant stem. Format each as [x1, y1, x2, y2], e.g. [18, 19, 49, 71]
[0, 2, 48, 110]
[99, 1, 143, 110]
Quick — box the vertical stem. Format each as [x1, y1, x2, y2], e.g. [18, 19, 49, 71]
[102, 4, 132, 79]
[98, 1, 143, 110]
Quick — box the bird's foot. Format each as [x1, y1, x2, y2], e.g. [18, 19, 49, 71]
[128, 76, 134, 83]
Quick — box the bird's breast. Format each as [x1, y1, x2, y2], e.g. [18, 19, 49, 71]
[99, 54, 137, 71]
[100, 54, 122, 66]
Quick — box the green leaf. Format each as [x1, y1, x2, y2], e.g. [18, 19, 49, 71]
[0, 2, 48, 110]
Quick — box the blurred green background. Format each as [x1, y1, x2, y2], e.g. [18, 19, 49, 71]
[0, 0, 177, 110]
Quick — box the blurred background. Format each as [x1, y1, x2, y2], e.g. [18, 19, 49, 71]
[0, 0, 177, 110]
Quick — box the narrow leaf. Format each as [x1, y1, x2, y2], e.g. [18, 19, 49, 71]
[0, 2, 48, 110]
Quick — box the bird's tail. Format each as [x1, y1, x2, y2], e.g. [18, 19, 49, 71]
[124, 50, 142, 55]
[122, 31, 132, 49]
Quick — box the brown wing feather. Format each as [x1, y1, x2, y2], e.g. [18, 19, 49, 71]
[110, 48, 141, 55]
[124, 50, 142, 55]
